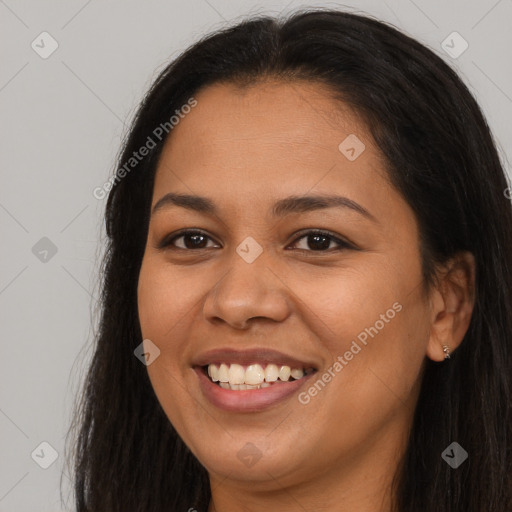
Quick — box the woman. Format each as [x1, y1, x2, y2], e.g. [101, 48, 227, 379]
[68, 7, 512, 511]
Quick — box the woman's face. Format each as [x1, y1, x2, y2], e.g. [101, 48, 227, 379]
[137, 80, 435, 497]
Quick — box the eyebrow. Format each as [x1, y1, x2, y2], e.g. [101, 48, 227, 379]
[151, 192, 377, 222]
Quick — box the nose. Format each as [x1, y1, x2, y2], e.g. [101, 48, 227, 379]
[202, 249, 291, 330]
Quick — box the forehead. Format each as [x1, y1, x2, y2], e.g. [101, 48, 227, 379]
[152, 79, 392, 214]
[162, 79, 369, 156]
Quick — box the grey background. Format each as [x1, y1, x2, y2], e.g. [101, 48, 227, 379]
[1, 0, 511, 510]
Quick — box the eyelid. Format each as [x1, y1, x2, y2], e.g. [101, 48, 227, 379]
[157, 228, 356, 252]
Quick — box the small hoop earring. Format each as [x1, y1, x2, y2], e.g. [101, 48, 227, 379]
[442, 345, 451, 360]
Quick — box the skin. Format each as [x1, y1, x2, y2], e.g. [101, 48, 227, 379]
[137, 80, 475, 511]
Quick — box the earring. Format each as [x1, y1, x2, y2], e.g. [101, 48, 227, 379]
[442, 345, 451, 360]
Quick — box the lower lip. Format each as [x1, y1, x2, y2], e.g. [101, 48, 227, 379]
[194, 367, 316, 413]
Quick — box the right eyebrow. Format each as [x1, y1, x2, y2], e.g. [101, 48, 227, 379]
[152, 193, 216, 216]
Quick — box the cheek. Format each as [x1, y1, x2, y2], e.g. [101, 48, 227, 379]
[137, 255, 204, 338]
[137, 258, 188, 385]
[300, 258, 430, 410]
[137, 258, 195, 431]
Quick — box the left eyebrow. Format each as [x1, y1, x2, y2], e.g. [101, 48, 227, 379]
[151, 192, 377, 223]
[271, 194, 377, 222]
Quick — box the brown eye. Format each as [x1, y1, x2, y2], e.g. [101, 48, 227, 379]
[158, 230, 220, 250]
[158, 229, 353, 253]
[289, 230, 353, 252]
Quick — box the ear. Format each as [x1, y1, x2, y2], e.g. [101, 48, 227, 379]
[426, 251, 476, 362]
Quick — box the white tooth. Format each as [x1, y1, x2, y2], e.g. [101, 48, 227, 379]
[218, 363, 229, 382]
[228, 363, 245, 385]
[264, 364, 279, 382]
[230, 384, 240, 390]
[278, 365, 291, 381]
[245, 384, 259, 389]
[290, 368, 304, 380]
[245, 364, 265, 385]
[261, 382, 271, 388]
[219, 382, 229, 389]
[208, 364, 219, 382]
[238, 384, 247, 390]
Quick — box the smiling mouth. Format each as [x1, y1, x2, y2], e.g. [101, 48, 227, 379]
[201, 363, 317, 391]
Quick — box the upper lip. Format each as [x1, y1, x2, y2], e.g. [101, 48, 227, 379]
[192, 347, 319, 370]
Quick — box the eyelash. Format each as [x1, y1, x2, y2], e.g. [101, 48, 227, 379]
[157, 229, 354, 253]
